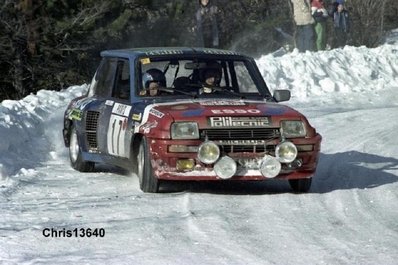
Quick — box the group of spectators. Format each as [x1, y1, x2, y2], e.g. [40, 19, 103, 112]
[196, 0, 350, 53]
[291, 0, 350, 52]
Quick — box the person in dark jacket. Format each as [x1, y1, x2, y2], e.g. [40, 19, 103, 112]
[196, 0, 220, 48]
[333, 3, 350, 48]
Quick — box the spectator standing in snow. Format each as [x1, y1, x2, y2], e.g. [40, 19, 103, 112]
[311, 0, 329, 51]
[290, 0, 315, 52]
[196, 0, 220, 48]
[333, 3, 350, 48]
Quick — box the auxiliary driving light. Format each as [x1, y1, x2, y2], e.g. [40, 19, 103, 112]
[214, 156, 237, 179]
[275, 141, 298, 163]
[260, 155, 281, 178]
[198, 141, 220, 164]
[176, 159, 195, 171]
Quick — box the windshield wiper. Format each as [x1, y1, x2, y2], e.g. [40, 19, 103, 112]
[211, 86, 246, 99]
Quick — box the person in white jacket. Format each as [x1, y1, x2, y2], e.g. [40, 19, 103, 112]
[290, 0, 315, 52]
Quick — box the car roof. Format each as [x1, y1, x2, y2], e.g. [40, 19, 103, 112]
[100, 47, 251, 60]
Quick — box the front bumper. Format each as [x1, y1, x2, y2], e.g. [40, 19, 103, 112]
[147, 134, 322, 181]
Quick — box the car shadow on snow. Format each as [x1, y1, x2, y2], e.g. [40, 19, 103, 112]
[160, 179, 293, 195]
[311, 151, 398, 193]
[160, 151, 398, 195]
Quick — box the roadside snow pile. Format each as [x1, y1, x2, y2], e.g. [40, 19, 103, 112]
[256, 44, 398, 108]
[0, 85, 87, 179]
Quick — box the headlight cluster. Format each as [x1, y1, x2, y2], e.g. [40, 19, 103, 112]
[281, 120, 306, 138]
[169, 120, 302, 180]
[171, 122, 199, 139]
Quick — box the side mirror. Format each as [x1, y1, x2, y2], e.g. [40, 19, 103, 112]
[273, 90, 291, 102]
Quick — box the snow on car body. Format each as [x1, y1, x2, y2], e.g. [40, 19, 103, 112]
[62, 47, 322, 193]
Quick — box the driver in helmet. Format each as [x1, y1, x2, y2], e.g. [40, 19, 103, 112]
[140, 68, 166, 96]
[200, 62, 222, 94]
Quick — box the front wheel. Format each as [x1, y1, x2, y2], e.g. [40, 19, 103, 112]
[288, 178, 312, 193]
[137, 137, 159, 193]
[69, 125, 94, 172]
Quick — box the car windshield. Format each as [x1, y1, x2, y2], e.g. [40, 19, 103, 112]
[137, 57, 267, 99]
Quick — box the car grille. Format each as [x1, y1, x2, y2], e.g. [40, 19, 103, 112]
[200, 128, 280, 154]
[85, 111, 100, 149]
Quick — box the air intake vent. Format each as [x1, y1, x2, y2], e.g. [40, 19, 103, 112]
[201, 128, 280, 141]
[85, 111, 100, 149]
[201, 128, 280, 154]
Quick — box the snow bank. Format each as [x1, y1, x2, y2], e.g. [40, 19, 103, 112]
[256, 44, 398, 108]
[0, 85, 87, 179]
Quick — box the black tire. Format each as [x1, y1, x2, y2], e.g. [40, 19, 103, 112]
[69, 125, 95, 172]
[289, 178, 312, 193]
[137, 137, 159, 193]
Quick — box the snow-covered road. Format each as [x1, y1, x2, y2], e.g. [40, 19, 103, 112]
[1, 43, 398, 264]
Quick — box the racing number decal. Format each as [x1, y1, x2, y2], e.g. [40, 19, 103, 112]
[107, 103, 131, 157]
[108, 115, 127, 157]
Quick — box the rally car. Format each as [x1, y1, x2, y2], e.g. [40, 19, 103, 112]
[62, 47, 322, 193]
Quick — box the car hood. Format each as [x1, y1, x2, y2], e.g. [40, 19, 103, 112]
[148, 99, 304, 128]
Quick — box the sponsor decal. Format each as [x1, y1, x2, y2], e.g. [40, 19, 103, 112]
[209, 116, 269, 128]
[149, 108, 165, 118]
[200, 101, 246, 106]
[112, 103, 131, 117]
[215, 140, 268, 145]
[145, 50, 184, 56]
[69, 109, 83, 121]
[132, 113, 142, 121]
[105, 100, 114, 106]
[140, 58, 151, 64]
[211, 109, 260, 114]
[203, 49, 239, 55]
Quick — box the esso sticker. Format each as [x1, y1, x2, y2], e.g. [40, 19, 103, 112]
[211, 109, 261, 114]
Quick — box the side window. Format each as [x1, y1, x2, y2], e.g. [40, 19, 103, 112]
[112, 59, 130, 100]
[94, 58, 117, 97]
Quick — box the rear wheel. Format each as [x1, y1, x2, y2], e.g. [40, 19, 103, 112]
[288, 178, 312, 193]
[137, 137, 159, 193]
[69, 125, 94, 172]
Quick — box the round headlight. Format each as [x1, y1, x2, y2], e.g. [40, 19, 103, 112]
[198, 141, 220, 164]
[276, 141, 298, 163]
[214, 156, 237, 179]
[260, 155, 281, 178]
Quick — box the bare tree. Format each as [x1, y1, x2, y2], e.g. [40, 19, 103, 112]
[347, 0, 388, 47]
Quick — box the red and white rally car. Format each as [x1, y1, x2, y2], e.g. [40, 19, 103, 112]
[63, 47, 322, 193]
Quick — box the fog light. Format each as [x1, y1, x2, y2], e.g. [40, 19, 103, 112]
[276, 141, 298, 163]
[260, 155, 281, 178]
[214, 156, 237, 179]
[198, 141, 220, 164]
[176, 159, 195, 171]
